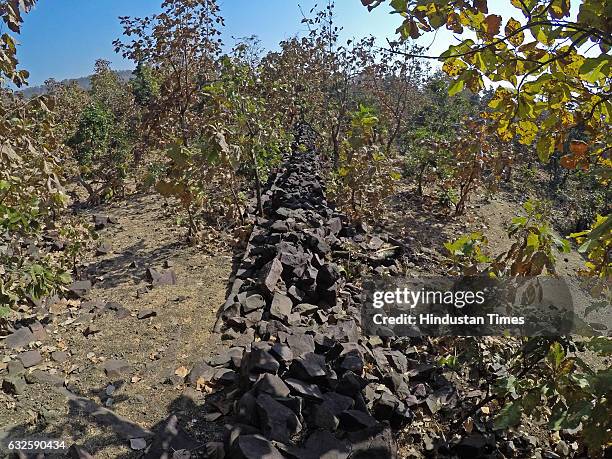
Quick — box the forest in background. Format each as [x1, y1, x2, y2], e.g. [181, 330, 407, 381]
[1, 0, 610, 456]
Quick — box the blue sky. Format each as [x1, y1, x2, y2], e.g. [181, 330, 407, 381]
[18, 0, 397, 85]
[17, 0, 530, 87]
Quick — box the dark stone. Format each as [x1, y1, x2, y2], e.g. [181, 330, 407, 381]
[242, 294, 266, 313]
[288, 285, 305, 303]
[93, 214, 114, 229]
[236, 435, 283, 459]
[290, 352, 326, 380]
[7, 360, 25, 376]
[2, 376, 26, 395]
[68, 444, 95, 459]
[286, 333, 315, 357]
[340, 352, 364, 375]
[384, 350, 408, 374]
[312, 404, 339, 431]
[285, 378, 324, 401]
[28, 321, 47, 341]
[316, 264, 339, 288]
[347, 425, 397, 459]
[5, 327, 35, 349]
[294, 303, 318, 315]
[51, 351, 70, 363]
[103, 359, 131, 378]
[260, 258, 283, 293]
[407, 363, 436, 379]
[18, 350, 42, 368]
[270, 293, 292, 321]
[412, 383, 427, 398]
[137, 309, 157, 320]
[327, 217, 343, 236]
[256, 393, 302, 443]
[26, 370, 64, 387]
[237, 391, 258, 425]
[337, 371, 366, 396]
[246, 348, 280, 374]
[367, 236, 384, 250]
[96, 241, 112, 256]
[254, 374, 290, 397]
[339, 410, 379, 431]
[453, 434, 495, 458]
[372, 392, 399, 420]
[69, 280, 92, 298]
[146, 268, 177, 286]
[270, 343, 293, 364]
[302, 430, 350, 459]
[214, 368, 238, 385]
[187, 363, 215, 386]
[321, 392, 355, 415]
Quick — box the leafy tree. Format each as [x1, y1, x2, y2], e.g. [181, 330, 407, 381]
[366, 0, 612, 273]
[68, 104, 130, 202]
[207, 43, 291, 216]
[0, 0, 88, 311]
[67, 60, 134, 203]
[329, 105, 400, 221]
[114, 0, 224, 147]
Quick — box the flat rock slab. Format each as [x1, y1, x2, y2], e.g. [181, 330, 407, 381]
[5, 327, 35, 349]
[69, 280, 92, 298]
[18, 350, 42, 368]
[103, 359, 131, 378]
[237, 434, 284, 459]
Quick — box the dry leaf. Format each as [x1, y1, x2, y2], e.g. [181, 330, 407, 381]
[175, 366, 189, 378]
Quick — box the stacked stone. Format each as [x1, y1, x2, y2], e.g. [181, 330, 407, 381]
[214, 129, 416, 458]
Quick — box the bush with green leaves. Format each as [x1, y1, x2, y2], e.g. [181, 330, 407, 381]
[68, 103, 130, 202]
[444, 201, 610, 454]
[328, 105, 400, 222]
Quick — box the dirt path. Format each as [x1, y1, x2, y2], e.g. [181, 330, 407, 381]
[1, 193, 233, 458]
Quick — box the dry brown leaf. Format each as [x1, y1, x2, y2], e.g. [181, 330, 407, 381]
[175, 366, 189, 378]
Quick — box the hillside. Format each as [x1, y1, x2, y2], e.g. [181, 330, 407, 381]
[19, 69, 133, 98]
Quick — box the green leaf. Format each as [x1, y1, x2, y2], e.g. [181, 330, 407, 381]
[448, 79, 465, 96]
[493, 401, 522, 430]
[547, 342, 564, 369]
[579, 56, 611, 84]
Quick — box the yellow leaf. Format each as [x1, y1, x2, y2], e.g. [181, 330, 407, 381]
[505, 18, 524, 46]
[175, 366, 190, 378]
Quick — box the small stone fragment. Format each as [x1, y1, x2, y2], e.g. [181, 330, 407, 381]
[103, 359, 131, 378]
[18, 350, 42, 368]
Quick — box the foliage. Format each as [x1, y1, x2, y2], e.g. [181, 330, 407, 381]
[366, 0, 612, 274]
[0, 0, 79, 309]
[155, 134, 239, 237]
[570, 214, 612, 278]
[493, 337, 612, 455]
[444, 201, 610, 454]
[207, 45, 291, 216]
[329, 105, 400, 221]
[68, 103, 130, 202]
[446, 199, 570, 276]
[113, 0, 224, 147]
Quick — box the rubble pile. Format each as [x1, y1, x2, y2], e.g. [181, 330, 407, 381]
[210, 127, 425, 458]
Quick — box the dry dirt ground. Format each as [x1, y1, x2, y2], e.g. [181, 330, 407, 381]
[1, 193, 233, 458]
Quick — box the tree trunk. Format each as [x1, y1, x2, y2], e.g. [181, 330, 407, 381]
[252, 150, 264, 217]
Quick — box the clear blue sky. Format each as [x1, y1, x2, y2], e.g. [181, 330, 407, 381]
[19, 0, 400, 86]
[17, 0, 536, 87]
